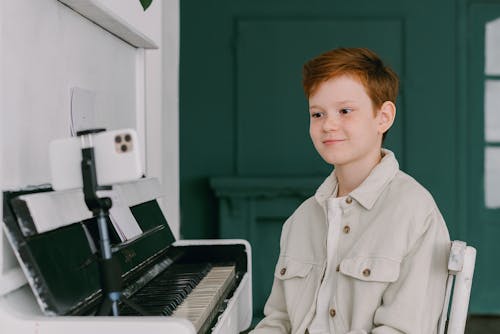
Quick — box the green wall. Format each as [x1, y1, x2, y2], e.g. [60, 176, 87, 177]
[180, 0, 500, 316]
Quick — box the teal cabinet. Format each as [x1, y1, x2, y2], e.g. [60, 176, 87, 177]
[210, 177, 322, 318]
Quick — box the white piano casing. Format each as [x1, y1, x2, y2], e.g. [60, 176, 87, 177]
[0, 178, 252, 334]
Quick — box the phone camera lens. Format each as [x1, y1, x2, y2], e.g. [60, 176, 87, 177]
[124, 134, 132, 142]
[115, 135, 122, 143]
[121, 144, 128, 152]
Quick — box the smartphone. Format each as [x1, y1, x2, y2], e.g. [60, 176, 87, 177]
[49, 129, 143, 191]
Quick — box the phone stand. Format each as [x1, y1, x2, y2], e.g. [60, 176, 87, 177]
[77, 129, 147, 316]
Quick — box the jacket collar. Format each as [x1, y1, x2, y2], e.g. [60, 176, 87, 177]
[314, 149, 399, 210]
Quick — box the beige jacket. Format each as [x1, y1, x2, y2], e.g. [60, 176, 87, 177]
[251, 150, 450, 334]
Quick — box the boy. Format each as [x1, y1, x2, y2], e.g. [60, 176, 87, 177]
[250, 48, 450, 334]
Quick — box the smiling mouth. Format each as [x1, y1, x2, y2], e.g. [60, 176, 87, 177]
[322, 139, 345, 144]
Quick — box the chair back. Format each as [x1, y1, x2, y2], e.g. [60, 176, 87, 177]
[437, 240, 477, 334]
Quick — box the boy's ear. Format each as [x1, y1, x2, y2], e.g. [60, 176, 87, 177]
[377, 101, 396, 134]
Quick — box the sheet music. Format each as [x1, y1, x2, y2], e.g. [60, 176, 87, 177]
[99, 189, 143, 241]
[17, 188, 143, 241]
[18, 190, 92, 235]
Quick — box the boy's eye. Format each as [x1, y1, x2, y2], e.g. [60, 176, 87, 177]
[311, 112, 323, 118]
[339, 108, 353, 114]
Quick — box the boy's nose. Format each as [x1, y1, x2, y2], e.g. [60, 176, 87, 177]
[323, 114, 340, 131]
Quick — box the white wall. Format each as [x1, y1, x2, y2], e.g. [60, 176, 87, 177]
[0, 0, 180, 295]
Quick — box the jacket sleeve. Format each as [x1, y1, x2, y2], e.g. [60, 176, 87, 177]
[371, 208, 450, 334]
[250, 220, 293, 334]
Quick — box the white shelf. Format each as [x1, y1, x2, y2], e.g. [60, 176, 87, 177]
[58, 0, 158, 49]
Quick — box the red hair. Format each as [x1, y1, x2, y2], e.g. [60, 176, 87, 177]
[302, 47, 399, 110]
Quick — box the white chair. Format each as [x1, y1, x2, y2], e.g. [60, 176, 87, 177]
[437, 240, 477, 334]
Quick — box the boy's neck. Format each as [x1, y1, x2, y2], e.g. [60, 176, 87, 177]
[335, 149, 383, 197]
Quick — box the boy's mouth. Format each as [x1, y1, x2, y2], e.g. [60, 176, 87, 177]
[322, 139, 345, 144]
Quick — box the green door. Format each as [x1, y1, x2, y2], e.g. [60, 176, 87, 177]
[468, 4, 500, 314]
[181, 0, 465, 320]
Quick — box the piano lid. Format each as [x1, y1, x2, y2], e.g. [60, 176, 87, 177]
[2, 177, 176, 316]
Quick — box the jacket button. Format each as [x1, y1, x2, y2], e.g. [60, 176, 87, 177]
[346, 196, 353, 204]
[362, 268, 371, 277]
[343, 225, 350, 234]
[336, 264, 340, 272]
[280, 268, 287, 276]
[329, 308, 336, 317]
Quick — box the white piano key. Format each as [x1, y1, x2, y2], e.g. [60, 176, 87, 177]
[172, 265, 236, 332]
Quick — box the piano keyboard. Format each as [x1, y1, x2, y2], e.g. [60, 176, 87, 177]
[120, 262, 236, 333]
[172, 266, 236, 332]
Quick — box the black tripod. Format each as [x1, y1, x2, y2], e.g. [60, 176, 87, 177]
[78, 129, 147, 316]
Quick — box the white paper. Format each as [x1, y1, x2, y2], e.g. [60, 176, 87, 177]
[99, 190, 143, 241]
[19, 179, 156, 239]
[70, 87, 97, 135]
[19, 189, 92, 234]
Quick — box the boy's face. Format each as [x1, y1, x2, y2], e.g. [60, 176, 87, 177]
[308, 75, 393, 168]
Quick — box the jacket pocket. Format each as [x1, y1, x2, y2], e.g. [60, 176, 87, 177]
[274, 256, 315, 322]
[274, 256, 314, 280]
[339, 256, 400, 283]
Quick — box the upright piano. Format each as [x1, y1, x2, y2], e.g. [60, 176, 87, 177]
[0, 178, 252, 333]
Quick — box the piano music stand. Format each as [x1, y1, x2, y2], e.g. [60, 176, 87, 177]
[78, 129, 147, 316]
